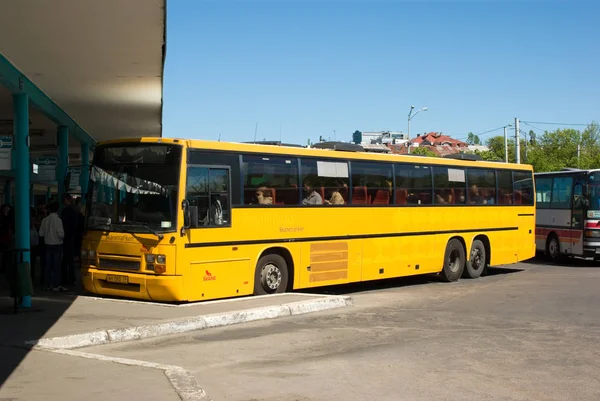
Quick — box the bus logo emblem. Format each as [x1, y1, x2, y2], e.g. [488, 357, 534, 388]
[204, 270, 217, 281]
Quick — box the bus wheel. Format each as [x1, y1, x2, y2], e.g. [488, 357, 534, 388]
[463, 239, 486, 279]
[440, 239, 465, 282]
[254, 253, 289, 295]
[546, 234, 561, 263]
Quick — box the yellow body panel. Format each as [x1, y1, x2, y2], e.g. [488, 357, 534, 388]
[82, 138, 536, 303]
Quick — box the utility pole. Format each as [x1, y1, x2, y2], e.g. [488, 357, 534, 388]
[503, 126, 508, 163]
[253, 123, 258, 142]
[515, 117, 520, 164]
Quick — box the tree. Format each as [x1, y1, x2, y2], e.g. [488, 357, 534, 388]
[466, 132, 481, 145]
[352, 130, 362, 144]
[527, 122, 600, 172]
[411, 146, 438, 157]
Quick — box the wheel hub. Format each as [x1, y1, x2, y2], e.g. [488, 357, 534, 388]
[262, 263, 282, 291]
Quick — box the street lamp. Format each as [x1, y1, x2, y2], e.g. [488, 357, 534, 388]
[407, 105, 428, 154]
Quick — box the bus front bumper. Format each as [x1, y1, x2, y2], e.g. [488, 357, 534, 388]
[81, 268, 186, 302]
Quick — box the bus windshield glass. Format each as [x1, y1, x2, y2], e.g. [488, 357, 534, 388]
[87, 144, 182, 233]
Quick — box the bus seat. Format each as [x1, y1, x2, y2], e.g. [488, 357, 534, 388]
[395, 189, 408, 205]
[352, 186, 368, 204]
[373, 189, 390, 205]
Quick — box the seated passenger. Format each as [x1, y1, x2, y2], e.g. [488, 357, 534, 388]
[324, 181, 345, 205]
[255, 187, 273, 205]
[302, 179, 323, 205]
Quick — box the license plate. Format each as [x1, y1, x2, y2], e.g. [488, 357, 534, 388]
[106, 275, 129, 284]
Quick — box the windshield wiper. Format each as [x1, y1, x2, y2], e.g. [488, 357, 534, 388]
[114, 221, 164, 240]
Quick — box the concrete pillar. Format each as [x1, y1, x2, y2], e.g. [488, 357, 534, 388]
[57, 126, 68, 208]
[13, 94, 32, 307]
[13, 94, 30, 263]
[80, 143, 89, 203]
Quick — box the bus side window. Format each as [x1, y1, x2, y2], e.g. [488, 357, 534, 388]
[186, 166, 231, 227]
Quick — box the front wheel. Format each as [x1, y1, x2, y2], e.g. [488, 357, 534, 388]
[440, 239, 466, 282]
[254, 253, 289, 295]
[546, 234, 561, 263]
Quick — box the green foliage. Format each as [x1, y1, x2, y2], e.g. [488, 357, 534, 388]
[352, 130, 362, 145]
[474, 122, 600, 172]
[466, 132, 481, 145]
[411, 146, 438, 157]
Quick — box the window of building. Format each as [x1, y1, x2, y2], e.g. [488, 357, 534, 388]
[535, 177, 552, 208]
[300, 159, 349, 205]
[466, 169, 496, 205]
[497, 170, 513, 205]
[433, 166, 466, 205]
[242, 155, 299, 205]
[186, 166, 231, 227]
[395, 164, 432, 205]
[351, 162, 393, 205]
[550, 176, 573, 209]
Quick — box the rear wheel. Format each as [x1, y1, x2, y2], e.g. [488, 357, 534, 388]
[440, 239, 465, 282]
[546, 234, 561, 263]
[463, 239, 486, 279]
[253, 253, 289, 295]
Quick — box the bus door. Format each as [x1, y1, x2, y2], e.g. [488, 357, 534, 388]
[570, 182, 585, 256]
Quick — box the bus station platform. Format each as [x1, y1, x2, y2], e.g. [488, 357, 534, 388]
[0, 292, 352, 349]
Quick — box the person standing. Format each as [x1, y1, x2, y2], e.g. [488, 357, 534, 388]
[39, 202, 65, 292]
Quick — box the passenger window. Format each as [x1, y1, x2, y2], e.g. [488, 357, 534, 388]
[550, 176, 573, 209]
[351, 162, 393, 205]
[301, 159, 349, 205]
[466, 169, 496, 205]
[186, 166, 231, 227]
[535, 177, 552, 208]
[433, 166, 466, 205]
[497, 170, 513, 205]
[395, 164, 432, 205]
[513, 171, 535, 205]
[242, 155, 299, 205]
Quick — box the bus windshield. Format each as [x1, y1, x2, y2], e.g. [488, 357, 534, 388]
[87, 144, 182, 233]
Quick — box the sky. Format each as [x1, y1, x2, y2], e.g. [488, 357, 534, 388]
[162, 0, 600, 146]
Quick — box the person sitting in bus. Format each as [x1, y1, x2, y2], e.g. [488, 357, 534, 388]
[302, 178, 323, 205]
[468, 184, 484, 205]
[324, 183, 345, 205]
[255, 187, 273, 205]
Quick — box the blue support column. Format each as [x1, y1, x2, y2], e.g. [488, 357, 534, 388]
[57, 126, 69, 209]
[13, 93, 32, 307]
[80, 143, 90, 203]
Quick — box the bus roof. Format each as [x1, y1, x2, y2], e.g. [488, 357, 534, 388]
[95, 137, 534, 171]
[534, 168, 600, 177]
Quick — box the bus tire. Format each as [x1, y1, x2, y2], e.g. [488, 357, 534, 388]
[440, 239, 465, 282]
[254, 253, 289, 295]
[546, 234, 561, 263]
[463, 239, 486, 279]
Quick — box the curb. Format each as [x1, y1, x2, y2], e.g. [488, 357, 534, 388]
[26, 294, 352, 350]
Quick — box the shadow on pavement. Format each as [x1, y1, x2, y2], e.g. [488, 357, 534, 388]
[0, 263, 80, 388]
[523, 254, 600, 269]
[298, 266, 525, 297]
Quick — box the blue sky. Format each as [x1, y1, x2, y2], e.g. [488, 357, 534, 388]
[162, 0, 600, 145]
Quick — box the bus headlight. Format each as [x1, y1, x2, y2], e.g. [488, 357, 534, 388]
[585, 230, 600, 238]
[80, 249, 96, 265]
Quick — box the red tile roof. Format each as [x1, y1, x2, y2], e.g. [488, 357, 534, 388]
[411, 132, 467, 147]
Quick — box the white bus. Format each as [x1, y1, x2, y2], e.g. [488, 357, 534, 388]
[535, 168, 600, 262]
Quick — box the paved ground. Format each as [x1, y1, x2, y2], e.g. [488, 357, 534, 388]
[0, 345, 179, 401]
[85, 260, 600, 401]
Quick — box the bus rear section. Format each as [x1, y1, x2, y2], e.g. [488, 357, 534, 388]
[535, 169, 600, 262]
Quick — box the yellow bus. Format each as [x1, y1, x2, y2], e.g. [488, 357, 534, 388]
[81, 138, 536, 302]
